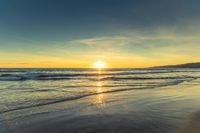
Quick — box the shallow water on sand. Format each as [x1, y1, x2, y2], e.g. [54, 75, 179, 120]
[1, 68, 200, 133]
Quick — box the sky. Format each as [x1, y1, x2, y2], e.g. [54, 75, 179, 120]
[1, 0, 200, 68]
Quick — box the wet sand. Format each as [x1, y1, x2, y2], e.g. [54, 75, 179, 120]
[1, 79, 200, 133]
[175, 111, 200, 133]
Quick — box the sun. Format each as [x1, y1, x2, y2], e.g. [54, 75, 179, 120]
[94, 61, 106, 69]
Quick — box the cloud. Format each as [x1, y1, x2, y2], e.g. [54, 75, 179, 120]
[75, 36, 130, 47]
[65, 24, 200, 61]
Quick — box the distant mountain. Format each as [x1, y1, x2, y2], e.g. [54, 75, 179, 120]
[152, 62, 200, 68]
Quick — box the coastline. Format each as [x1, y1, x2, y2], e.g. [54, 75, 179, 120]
[1, 78, 200, 133]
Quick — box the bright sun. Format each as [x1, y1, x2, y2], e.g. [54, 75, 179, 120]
[94, 61, 106, 69]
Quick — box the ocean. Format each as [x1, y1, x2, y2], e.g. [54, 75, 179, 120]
[1, 68, 200, 133]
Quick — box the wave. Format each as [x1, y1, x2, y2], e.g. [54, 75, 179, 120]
[100, 76, 199, 81]
[0, 71, 199, 81]
[0, 78, 190, 114]
[0, 70, 26, 73]
[1, 68, 200, 114]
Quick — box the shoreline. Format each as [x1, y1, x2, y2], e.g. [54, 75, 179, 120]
[1, 79, 200, 133]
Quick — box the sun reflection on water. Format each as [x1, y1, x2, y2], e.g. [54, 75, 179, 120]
[94, 70, 105, 105]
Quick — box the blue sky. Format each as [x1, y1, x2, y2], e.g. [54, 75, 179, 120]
[1, 0, 200, 67]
